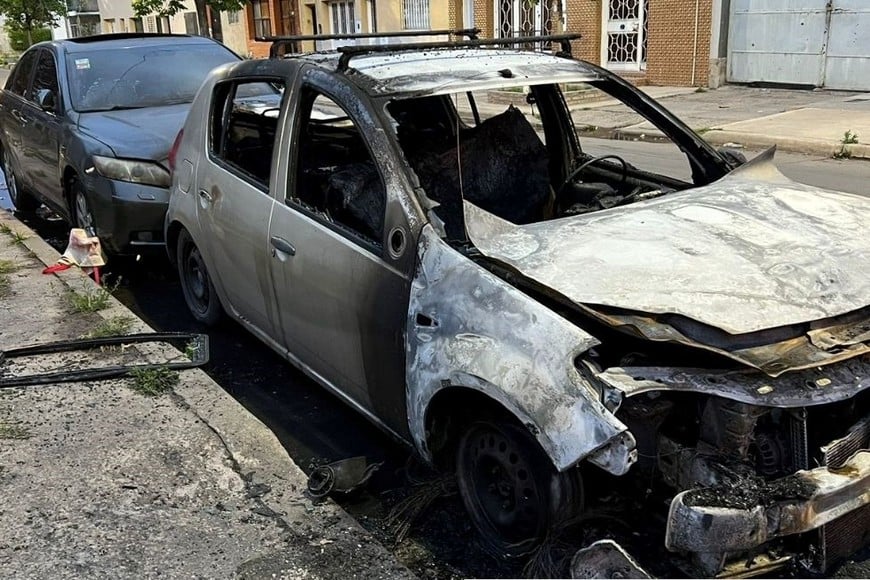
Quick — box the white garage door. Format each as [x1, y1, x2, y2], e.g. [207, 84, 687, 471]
[728, 0, 870, 90]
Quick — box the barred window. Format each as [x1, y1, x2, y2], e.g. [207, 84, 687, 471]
[252, 0, 272, 37]
[228, 11, 240, 24]
[330, 1, 354, 34]
[403, 0, 430, 30]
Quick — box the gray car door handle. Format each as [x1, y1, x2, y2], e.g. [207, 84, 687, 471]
[198, 189, 213, 203]
[270, 236, 296, 256]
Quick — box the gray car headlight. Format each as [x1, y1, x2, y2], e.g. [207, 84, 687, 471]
[92, 155, 171, 188]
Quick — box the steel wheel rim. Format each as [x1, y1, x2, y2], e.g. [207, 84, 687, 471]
[184, 245, 210, 315]
[462, 424, 547, 545]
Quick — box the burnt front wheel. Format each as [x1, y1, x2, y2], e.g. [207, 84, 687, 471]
[177, 228, 222, 326]
[456, 420, 584, 558]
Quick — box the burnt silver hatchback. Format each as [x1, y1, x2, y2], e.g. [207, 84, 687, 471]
[165, 32, 870, 576]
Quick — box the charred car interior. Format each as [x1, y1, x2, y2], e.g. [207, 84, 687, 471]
[165, 32, 870, 578]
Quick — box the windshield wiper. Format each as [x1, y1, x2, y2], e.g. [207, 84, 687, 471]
[78, 105, 147, 113]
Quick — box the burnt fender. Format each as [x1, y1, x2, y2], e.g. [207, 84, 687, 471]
[407, 226, 636, 474]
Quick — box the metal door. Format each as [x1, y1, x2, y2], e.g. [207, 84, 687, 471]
[603, 0, 648, 71]
[728, 0, 870, 89]
[824, 0, 870, 90]
[495, 0, 563, 41]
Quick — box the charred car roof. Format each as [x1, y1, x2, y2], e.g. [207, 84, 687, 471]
[288, 49, 603, 96]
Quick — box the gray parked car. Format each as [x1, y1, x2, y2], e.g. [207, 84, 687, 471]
[165, 35, 870, 576]
[0, 33, 241, 254]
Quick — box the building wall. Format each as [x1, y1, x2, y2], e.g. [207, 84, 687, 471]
[220, 11, 249, 56]
[646, 0, 712, 86]
[463, 0, 715, 86]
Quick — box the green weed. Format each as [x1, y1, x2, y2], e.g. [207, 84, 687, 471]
[68, 278, 120, 313]
[81, 315, 135, 339]
[128, 367, 179, 397]
[0, 224, 28, 245]
[842, 130, 859, 144]
[0, 421, 31, 439]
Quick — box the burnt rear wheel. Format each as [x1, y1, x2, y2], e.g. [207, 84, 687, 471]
[177, 228, 222, 326]
[456, 420, 584, 557]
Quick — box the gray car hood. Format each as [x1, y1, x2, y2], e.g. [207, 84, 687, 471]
[77, 103, 190, 162]
[465, 152, 870, 337]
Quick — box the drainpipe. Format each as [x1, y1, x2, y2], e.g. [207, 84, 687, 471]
[691, 0, 700, 86]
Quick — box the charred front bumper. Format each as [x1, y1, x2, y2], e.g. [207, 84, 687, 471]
[667, 440, 870, 576]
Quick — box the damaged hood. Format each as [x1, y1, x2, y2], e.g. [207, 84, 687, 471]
[465, 151, 870, 373]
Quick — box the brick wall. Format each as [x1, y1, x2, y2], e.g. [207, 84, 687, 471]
[565, 0, 601, 64]
[645, 0, 712, 86]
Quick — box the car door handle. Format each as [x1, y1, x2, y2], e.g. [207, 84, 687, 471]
[10, 110, 28, 126]
[198, 189, 213, 203]
[270, 236, 296, 256]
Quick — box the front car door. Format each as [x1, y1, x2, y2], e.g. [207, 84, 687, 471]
[268, 68, 418, 434]
[196, 78, 289, 341]
[26, 49, 64, 204]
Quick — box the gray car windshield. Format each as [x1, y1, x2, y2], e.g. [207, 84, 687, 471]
[67, 44, 237, 112]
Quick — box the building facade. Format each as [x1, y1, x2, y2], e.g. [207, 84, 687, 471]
[447, 0, 728, 87]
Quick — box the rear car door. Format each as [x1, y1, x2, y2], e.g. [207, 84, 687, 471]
[196, 79, 287, 340]
[0, 49, 39, 192]
[25, 49, 63, 204]
[267, 70, 415, 432]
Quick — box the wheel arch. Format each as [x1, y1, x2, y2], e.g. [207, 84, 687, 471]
[423, 385, 526, 470]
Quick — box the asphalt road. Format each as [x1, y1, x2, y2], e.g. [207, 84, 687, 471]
[582, 137, 870, 195]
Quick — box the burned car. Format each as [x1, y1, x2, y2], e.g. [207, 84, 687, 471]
[164, 33, 869, 576]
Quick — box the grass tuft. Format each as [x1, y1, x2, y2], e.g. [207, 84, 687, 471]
[81, 315, 135, 339]
[68, 278, 120, 313]
[0, 421, 31, 439]
[128, 367, 178, 397]
[0, 224, 28, 245]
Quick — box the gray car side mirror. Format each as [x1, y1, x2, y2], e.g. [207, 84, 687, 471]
[35, 88, 56, 113]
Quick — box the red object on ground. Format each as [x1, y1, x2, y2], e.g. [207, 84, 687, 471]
[42, 263, 72, 275]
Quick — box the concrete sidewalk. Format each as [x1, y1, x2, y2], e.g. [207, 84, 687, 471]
[0, 211, 414, 579]
[568, 85, 870, 159]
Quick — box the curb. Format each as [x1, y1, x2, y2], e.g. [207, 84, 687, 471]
[607, 126, 870, 159]
[0, 210, 415, 579]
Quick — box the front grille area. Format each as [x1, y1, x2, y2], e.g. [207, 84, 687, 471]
[821, 504, 870, 570]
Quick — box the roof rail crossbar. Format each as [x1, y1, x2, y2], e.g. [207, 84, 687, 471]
[258, 28, 480, 58]
[335, 33, 582, 71]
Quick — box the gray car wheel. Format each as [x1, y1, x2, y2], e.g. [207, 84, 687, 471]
[177, 228, 222, 326]
[2, 145, 38, 212]
[456, 420, 584, 558]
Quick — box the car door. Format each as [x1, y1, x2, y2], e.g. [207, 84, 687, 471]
[25, 49, 63, 204]
[0, 49, 38, 191]
[267, 70, 416, 432]
[196, 78, 288, 340]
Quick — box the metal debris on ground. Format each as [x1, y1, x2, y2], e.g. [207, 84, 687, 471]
[0, 333, 209, 387]
[306, 456, 384, 499]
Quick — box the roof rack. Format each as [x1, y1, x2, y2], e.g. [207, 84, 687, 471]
[335, 33, 582, 71]
[257, 28, 480, 58]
